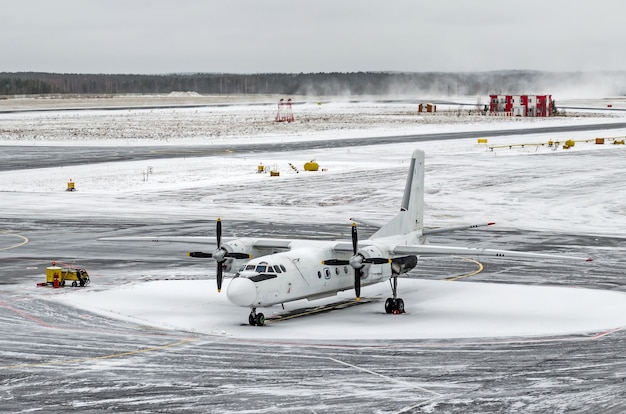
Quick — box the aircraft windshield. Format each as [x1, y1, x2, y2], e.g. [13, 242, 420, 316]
[239, 263, 287, 273]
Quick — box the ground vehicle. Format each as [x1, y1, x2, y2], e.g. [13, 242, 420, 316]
[42, 263, 90, 287]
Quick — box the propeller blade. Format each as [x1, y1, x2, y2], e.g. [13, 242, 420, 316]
[354, 268, 362, 301]
[216, 217, 222, 248]
[226, 252, 252, 260]
[363, 257, 392, 265]
[188, 252, 212, 258]
[217, 262, 223, 293]
[321, 259, 350, 266]
[351, 222, 358, 255]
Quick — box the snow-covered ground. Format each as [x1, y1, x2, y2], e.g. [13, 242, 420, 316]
[53, 278, 626, 341]
[2, 96, 626, 341]
[1, 97, 624, 146]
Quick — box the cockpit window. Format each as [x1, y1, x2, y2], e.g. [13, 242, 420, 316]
[245, 265, 255, 271]
[280, 265, 286, 272]
[256, 265, 267, 273]
[274, 265, 282, 273]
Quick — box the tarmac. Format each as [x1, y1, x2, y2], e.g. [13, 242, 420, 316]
[1, 216, 625, 413]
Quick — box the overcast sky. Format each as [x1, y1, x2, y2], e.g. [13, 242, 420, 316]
[2, 0, 625, 74]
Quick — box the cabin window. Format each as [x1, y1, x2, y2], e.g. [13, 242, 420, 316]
[325, 268, 331, 279]
[335, 268, 339, 275]
[317, 271, 322, 279]
[344, 266, 349, 274]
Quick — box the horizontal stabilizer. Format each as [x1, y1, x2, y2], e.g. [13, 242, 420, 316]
[422, 222, 495, 236]
[349, 217, 383, 229]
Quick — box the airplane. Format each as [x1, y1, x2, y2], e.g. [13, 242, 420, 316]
[102, 149, 592, 326]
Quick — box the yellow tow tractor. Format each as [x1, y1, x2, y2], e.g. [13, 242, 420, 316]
[38, 262, 91, 288]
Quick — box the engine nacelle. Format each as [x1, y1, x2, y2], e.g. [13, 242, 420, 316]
[391, 255, 418, 275]
[221, 239, 258, 273]
[223, 258, 245, 273]
[358, 246, 392, 280]
[358, 245, 386, 259]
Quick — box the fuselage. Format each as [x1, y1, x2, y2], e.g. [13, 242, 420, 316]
[226, 245, 393, 308]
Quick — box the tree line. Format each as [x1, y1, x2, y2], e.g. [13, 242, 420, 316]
[1, 71, 624, 97]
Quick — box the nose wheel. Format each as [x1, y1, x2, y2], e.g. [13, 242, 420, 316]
[248, 308, 265, 326]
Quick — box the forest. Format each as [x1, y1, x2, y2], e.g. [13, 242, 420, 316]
[1, 70, 624, 97]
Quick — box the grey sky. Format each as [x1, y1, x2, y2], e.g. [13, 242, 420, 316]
[2, 0, 625, 74]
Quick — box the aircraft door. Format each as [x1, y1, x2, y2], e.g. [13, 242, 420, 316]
[323, 267, 331, 286]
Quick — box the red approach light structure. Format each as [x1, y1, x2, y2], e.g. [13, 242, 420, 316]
[488, 94, 553, 117]
[275, 98, 295, 122]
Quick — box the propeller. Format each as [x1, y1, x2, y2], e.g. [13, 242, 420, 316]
[322, 222, 390, 301]
[188, 218, 250, 293]
[351, 223, 363, 300]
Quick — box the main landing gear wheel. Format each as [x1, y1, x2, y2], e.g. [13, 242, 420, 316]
[248, 309, 265, 326]
[385, 276, 405, 314]
[385, 298, 405, 314]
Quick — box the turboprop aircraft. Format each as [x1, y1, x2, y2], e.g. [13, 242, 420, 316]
[102, 149, 592, 326]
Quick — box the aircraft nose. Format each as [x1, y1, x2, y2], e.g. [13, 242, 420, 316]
[226, 277, 257, 307]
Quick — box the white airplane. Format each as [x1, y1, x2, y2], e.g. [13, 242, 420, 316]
[103, 149, 592, 326]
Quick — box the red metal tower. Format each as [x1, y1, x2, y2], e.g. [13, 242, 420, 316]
[275, 98, 295, 122]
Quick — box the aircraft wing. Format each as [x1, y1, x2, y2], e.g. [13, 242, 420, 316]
[99, 236, 295, 250]
[390, 244, 593, 262]
[331, 241, 356, 252]
[100, 236, 218, 245]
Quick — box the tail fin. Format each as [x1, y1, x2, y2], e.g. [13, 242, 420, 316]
[370, 149, 425, 239]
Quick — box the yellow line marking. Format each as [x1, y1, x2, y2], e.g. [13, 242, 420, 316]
[1, 338, 195, 370]
[0, 232, 29, 251]
[444, 257, 483, 281]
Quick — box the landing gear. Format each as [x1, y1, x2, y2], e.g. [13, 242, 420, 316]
[385, 276, 405, 314]
[248, 308, 265, 326]
[385, 298, 405, 314]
